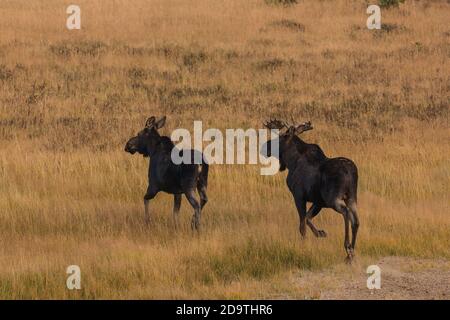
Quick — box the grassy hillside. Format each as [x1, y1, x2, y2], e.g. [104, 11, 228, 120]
[0, 0, 449, 298]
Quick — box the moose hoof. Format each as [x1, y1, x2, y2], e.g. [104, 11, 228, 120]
[345, 254, 353, 264]
[317, 230, 327, 238]
[191, 218, 199, 231]
[191, 217, 200, 232]
[345, 248, 354, 264]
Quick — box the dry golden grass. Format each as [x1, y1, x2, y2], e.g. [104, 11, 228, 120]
[0, 0, 449, 299]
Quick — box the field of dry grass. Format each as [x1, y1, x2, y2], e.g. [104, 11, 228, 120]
[0, 0, 449, 299]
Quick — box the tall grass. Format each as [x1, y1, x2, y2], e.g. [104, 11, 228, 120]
[0, 0, 449, 298]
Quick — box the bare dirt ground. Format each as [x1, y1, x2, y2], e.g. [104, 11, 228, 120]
[290, 257, 450, 300]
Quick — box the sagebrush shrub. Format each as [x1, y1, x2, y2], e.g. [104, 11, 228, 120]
[265, 0, 298, 6]
[379, 0, 405, 8]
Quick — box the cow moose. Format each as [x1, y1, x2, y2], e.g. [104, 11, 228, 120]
[124, 116, 209, 231]
[262, 119, 360, 262]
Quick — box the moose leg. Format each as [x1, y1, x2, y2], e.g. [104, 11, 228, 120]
[143, 187, 158, 225]
[173, 194, 182, 228]
[334, 200, 353, 262]
[343, 211, 352, 263]
[184, 189, 201, 231]
[294, 197, 307, 238]
[347, 201, 360, 251]
[306, 204, 326, 238]
[197, 185, 208, 209]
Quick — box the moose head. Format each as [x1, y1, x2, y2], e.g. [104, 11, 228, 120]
[124, 116, 166, 157]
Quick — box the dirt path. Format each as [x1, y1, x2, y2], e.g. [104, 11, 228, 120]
[292, 257, 450, 300]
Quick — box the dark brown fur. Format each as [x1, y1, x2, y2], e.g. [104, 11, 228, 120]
[125, 116, 208, 231]
[262, 120, 359, 262]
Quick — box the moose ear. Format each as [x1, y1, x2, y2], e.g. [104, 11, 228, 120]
[145, 116, 156, 128]
[155, 116, 166, 129]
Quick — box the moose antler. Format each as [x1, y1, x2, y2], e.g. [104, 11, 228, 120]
[294, 121, 313, 134]
[263, 118, 288, 130]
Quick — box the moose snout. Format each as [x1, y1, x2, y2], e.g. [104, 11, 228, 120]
[124, 141, 136, 154]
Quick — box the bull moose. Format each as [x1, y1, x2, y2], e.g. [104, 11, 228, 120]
[124, 116, 209, 231]
[262, 119, 359, 262]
